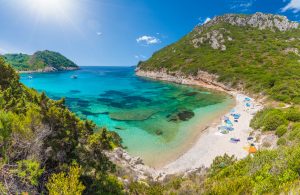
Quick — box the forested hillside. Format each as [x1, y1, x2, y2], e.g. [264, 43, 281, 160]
[0, 57, 123, 194]
[3, 50, 78, 72]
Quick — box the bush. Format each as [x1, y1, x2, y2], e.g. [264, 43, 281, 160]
[46, 165, 85, 195]
[288, 123, 300, 141]
[250, 108, 287, 131]
[285, 108, 300, 122]
[209, 154, 237, 176]
[277, 137, 287, 146]
[276, 125, 288, 137]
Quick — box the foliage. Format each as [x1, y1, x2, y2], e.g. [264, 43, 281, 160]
[250, 108, 287, 131]
[275, 125, 288, 137]
[46, 165, 85, 195]
[14, 160, 44, 186]
[209, 154, 236, 176]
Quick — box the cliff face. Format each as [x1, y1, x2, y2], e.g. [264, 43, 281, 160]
[137, 12, 300, 103]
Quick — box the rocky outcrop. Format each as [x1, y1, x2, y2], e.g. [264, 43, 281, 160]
[192, 29, 231, 50]
[105, 147, 208, 182]
[105, 148, 160, 181]
[204, 12, 299, 31]
[135, 68, 232, 92]
[283, 47, 300, 56]
[191, 12, 299, 51]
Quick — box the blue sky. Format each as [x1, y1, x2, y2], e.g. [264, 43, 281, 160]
[0, 0, 300, 66]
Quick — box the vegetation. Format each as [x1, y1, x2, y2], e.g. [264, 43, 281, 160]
[2, 50, 78, 71]
[0, 57, 122, 194]
[139, 15, 300, 104]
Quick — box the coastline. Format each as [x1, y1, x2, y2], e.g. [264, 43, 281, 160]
[17, 66, 79, 74]
[132, 69, 263, 176]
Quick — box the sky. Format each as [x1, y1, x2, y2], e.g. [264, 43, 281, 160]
[0, 0, 300, 66]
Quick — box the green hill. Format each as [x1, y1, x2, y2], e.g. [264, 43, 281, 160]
[3, 50, 78, 72]
[138, 12, 300, 104]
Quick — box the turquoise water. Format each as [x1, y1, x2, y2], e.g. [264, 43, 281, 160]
[20, 66, 233, 167]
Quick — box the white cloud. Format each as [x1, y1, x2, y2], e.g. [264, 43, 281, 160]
[136, 35, 160, 45]
[230, 0, 255, 11]
[96, 32, 102, 36]
[282, 0, 300, 12]
[134, 55, 146, 59]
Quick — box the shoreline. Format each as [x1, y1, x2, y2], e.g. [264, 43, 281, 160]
[17, 66, 79, 74]
[132, 69, 263, 176]
[143, 96, 235, 169]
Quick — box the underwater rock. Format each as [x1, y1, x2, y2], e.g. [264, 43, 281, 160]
[100, 111, 109, 115]
[81, 110, 99, 116]
[155, 129, 163, 135]
[167, 109, 195, 122]
[185, 92, 198, 96]
[110, 109, 157, 121]
[70, 90, 81, 94]
[100, 90, 128, 97]
[115, 126, 126, 130]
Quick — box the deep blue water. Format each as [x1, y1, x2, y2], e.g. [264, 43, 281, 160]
[20, 66, 233, 166]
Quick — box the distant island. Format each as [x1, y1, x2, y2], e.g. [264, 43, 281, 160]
[2, 50, 79, 72]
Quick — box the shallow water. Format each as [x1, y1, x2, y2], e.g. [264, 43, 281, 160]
[20, 66, 233, 167]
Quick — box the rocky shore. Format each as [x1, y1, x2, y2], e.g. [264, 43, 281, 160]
[135, 68, 232, 92]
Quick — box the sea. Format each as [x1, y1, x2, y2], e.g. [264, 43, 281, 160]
[20, 66, 234, 167]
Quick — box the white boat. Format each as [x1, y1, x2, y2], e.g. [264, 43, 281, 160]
[28, 76, 33, 79]
[71, 75, 78, 79]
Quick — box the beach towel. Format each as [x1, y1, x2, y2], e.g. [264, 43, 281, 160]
[230, 138, 240, 143]
[225, 119, 233, 126]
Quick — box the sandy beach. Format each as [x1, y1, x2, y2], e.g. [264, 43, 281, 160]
[158, 92, 262, 175]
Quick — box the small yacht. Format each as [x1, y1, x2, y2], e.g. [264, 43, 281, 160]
[28, 75, 33, 79]
[71, 75, 78, 79]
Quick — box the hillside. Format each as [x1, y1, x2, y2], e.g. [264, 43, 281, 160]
[3, 50, 78, 72]
[137, 12, 300, 104]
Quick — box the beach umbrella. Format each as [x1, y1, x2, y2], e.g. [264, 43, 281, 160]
[249, 144, 257, 154]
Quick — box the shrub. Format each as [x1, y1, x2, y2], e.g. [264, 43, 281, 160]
[276, 125, 288, 137]
[250, 108, 287, 131]
[209, 154, 237, 176]
[46, 165, 85, 195]
[277, 137, 287, 146]
[14, 160, 44, 186]
[285, 108, 300, 122]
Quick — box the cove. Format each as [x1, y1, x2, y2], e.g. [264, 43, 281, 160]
[20, 66, 234, 167]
